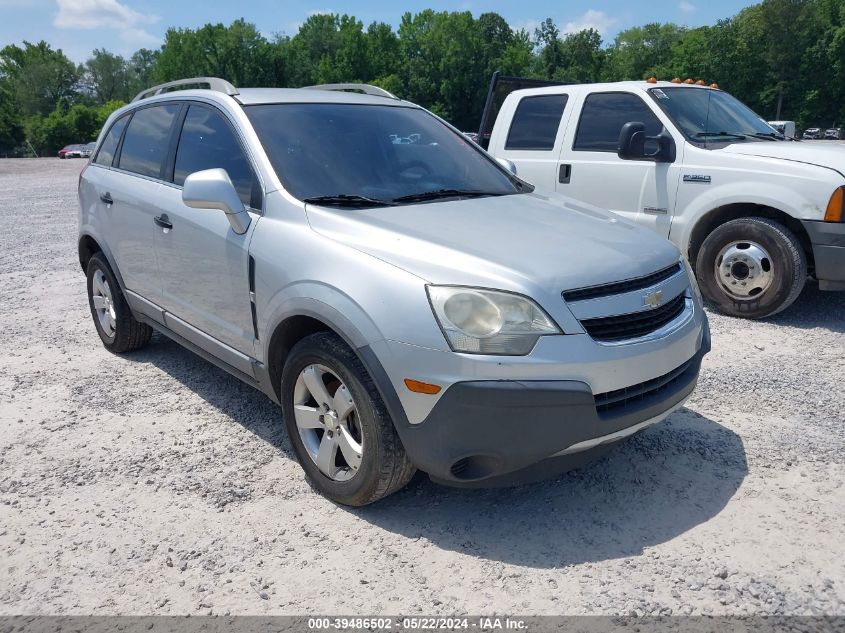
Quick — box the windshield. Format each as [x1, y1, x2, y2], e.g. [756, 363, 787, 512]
[246, 103, 525, 205]
[648, 87, 783, 143]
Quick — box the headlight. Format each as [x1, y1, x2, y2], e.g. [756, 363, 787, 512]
[427, 286, 561, 355]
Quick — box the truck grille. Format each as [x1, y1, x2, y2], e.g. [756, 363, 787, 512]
[580, 292, 686, 342]
[594, 356, 694, 414]
[562, 263, 682, 302]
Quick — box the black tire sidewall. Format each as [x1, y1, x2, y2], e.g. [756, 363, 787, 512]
[696, 220, 803, 319]
[86, 254, 120, 347]
[280, 337, 388, 505]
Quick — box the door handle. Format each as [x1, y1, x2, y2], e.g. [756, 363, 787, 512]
[559, 164, 572, 184]
[100, 192, 113, 204]
[153, 214, 173, 230]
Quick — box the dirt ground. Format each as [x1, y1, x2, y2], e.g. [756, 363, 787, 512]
[1, 158, 843, 616]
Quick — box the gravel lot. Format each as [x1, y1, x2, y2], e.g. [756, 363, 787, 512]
[1, 158, 843, 617]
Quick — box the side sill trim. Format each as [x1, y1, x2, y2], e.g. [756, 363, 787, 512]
[136, 313, 261, 391]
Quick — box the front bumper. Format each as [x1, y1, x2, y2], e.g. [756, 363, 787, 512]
[802, 220, 845, 290]
[388, 324, 710, 485]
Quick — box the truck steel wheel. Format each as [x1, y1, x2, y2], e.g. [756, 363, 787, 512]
[280, 332, 416, 506]
[86, 253, 152, 352]
[695, 217, 806, 319]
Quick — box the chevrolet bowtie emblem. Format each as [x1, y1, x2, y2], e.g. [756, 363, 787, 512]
[643, 290, 664, 308]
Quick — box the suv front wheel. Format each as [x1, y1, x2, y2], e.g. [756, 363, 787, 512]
[280, 332, 416, 506]
[695, 217, 807, 319]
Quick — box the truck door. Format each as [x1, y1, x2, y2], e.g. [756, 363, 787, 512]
[557, 91, 681, 237]
[490, 90, 575, 187]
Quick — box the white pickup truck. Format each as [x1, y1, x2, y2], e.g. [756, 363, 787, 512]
[482, 78, 845, 318]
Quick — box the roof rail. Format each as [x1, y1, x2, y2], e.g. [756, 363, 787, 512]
[131, 77, 239, 103]
[302, 83, 398, 100]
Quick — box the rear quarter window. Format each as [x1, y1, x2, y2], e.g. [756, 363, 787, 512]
[505, 94, 568, 150]
[94, 114, 129, 166]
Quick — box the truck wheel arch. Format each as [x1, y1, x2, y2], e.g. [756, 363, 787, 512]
[686, 204, 814, 274]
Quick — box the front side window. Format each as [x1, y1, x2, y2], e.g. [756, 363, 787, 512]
[246, 103, 524, 205]
[574, 93, 663, 152]
[505, 94, 568, 150]
[174, 105, 258, 207]
[648, 87, 783, 142]
[118, 104, 179, 178]
[94, 115, 129, 166]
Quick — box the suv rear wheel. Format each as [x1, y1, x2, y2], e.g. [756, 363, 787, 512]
[281, 332, 416, 506]
[86, 252, 152, 352]
[695, 217, 807, 319]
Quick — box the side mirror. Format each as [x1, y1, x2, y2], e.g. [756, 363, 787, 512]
[496, 157, 518, 175]
[618, 122, 676, 163]
[182, 168, 251, 235]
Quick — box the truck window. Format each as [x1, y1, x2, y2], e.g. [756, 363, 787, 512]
[505, 94, 568, 151]
[574, 93, 662, 152]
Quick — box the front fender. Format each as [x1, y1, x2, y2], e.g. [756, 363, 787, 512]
[670, 181, 822, 256]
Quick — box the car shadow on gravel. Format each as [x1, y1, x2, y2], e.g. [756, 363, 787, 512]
[126, 335, 747, 568]
[354, 408, 748, 567]
[124, 334, 293, 454]
[761, 281, 845, 332]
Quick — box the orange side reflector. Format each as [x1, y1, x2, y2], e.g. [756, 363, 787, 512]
[825, 187, 844, 222]
[710, 82, 720, 89]
[671, 77, 682, 83]
[647, 76, 657, 83]
[696, 79, 706, 85]
[684, 78, 695, 84]
[404, 379, 442, 395]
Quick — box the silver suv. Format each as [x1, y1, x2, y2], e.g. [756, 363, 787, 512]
[78, 77, 710, 505]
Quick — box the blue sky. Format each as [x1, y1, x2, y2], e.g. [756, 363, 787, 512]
[0, 0, 756, 62]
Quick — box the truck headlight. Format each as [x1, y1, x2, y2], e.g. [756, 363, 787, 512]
[427, 286, 561, 355]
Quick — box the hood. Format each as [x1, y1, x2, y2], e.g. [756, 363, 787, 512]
[719, 141, 845, 176]
[305, 191, 680, 294]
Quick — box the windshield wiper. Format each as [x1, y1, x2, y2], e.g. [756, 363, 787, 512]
[303, 194, 395, 208]
[392, 189, 506, 203]
[746, 132, 784, 141]
[694, 131, 748, 140]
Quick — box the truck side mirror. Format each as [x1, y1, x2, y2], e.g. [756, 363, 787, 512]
[618, 122, 676, 163]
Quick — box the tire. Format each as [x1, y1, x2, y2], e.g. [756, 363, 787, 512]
[280, 332, 416, 506]
[86, 252, 152, 352]
[695, 217, 807, 319]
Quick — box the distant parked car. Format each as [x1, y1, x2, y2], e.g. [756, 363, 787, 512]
[58, 144, 85, 159]
[82, 142, 97, 157]
[803, 128, 821, 140]
[824, 128, 842, 140]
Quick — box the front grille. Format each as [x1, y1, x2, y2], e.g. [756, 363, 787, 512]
[594, 357, 694, 414]
[580, 292, 686, 342]
[562, 263, 682, 302]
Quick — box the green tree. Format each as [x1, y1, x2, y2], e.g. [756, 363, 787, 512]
[84, 48, 129, 104]
[0, 81, 24, 153]
[154, 19, 274, 87]
[0, 41, 79, 117]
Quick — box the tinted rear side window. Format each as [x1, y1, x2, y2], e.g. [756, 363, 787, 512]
[94, 114, 129, 166]
[118, 105, 179, 178]
[505, 94, 568, 150]
[174, 105, 257, 207]
[574, 93, 663, 152]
